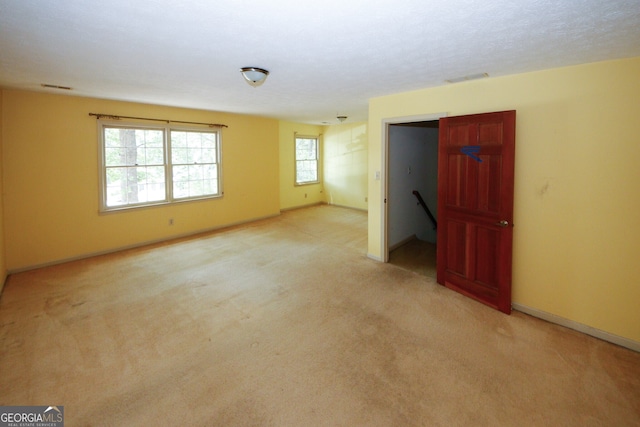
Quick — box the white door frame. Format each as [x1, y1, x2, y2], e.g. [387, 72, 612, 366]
[380, 112, 447, 262]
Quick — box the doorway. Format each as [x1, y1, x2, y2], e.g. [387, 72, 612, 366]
[382, 111, 516, 313]
[384, 117, 441, 278]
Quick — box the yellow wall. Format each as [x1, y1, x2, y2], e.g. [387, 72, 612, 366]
[3, 89, 280, 271]
[323, 122, 368, 210]
[279, 121, 324, 210]
[368, 57, 640, 342]
[0, 89, 5, 292]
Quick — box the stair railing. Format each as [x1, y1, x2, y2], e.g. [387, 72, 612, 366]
[412, 190, 437, 230]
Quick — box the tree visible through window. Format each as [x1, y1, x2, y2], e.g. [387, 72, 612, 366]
[100, 122, 222, 211]
[171, 130, 219, 200]
[295, 136, 319, 185]
[104, 127, 166, 206]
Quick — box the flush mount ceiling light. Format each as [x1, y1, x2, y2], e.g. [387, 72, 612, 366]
[240, 67, 269, 87]
[337, 115, 347, 123]
[445, 73, 489, 84]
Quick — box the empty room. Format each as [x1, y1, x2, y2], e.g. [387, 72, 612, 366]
[1, 1, 639, 425]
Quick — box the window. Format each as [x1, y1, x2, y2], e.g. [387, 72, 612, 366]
[295, 135, 319, 185]
[170, 130, 220, 200]
[99, 121, 222, 211]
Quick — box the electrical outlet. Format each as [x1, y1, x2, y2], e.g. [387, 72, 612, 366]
[169, 218, 174, 226]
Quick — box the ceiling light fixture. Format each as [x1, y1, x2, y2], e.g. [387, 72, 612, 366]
[240, 67, 269, 87]
[445, 73, 489, 84]
[337, 115, 347, 123]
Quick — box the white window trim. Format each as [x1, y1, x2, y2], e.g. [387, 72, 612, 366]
[294, 134, 320, 186]
[98, 120, 223, 213]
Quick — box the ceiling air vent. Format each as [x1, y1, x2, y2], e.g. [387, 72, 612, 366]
[41, 83, 72, 90]
[445, 73, 489, 84]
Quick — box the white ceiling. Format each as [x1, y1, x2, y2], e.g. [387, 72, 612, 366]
[1, 0, 639, 124]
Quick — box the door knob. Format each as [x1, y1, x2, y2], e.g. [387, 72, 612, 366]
[496, 220, 509, 228]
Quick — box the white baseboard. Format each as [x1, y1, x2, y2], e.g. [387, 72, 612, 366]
[367, 253, 384, 262]
[279, 202, 324, 212]
[512, 303, 640, 353]
[8, 212, 281, 274]
[326, 202, 367, 213]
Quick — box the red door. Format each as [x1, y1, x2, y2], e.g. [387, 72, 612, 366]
[436, 111, 516, 314]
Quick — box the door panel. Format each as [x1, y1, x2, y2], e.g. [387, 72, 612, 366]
[446, 155, 468, 208]
[475, 226, 499, 285]
[446, 220, 467, 276]
[477, 154, 501, 213]
[437, 111, 516, 314]
[478, 122, 503, 145]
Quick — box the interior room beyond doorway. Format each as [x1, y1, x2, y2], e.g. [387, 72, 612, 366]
[387, 120, 439, 278]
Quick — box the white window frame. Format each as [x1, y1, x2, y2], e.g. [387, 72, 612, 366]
[294, 134, 320, 185]
[98, 120, 223, 212]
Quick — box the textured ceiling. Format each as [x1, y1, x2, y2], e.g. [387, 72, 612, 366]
[1, 0, 639, 124]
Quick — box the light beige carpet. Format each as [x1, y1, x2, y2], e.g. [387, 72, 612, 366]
[1, 205, 639, 426]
